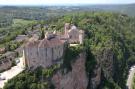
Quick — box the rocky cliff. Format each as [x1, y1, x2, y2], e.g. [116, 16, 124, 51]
[51, 49, 116, 89]
[87, 48, 127, 89]
[85, 47, 121, 89]
[52, 53, 88, 89]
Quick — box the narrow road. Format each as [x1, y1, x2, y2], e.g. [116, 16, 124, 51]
[0, 57, 25, 89]
[126, 66, 135, 89]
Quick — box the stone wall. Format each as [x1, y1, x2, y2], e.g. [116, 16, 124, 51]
[24, 42, 65, 69]
[68, 29, 80, 43]
[24, 47, 39, 69]
[64, 23, 84, 44]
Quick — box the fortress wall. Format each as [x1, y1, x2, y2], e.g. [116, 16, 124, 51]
[59, 45, 64, 57]
[24, 44, 65, 69]
[24, 37, 66, 69]
[79, 34, 84, 44]
[57, 46, 61, 59]
[38, 48, 44, 66]
[56, 46, 60, 60]
[23, 48, 29, 67]
[32, 47, 39, 68]
[46, 47, 53, 67]
[68, 30, 80, 43]
[53, 47, 58, 61]
[25, 47, 39, 69]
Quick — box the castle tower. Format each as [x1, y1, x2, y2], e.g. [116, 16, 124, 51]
[79, 30, 84, 44]
[53, 30, 56, 35]
[64, 23, 70, 37]
[22, 50, 26, 68]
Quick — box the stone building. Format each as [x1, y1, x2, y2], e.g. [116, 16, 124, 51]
[23, 33, 66, 69]
[0, 52, 17, 72]
[64, 23, 84, 44]
[23, 23, 84, 69]
[15, 35, 28, 42]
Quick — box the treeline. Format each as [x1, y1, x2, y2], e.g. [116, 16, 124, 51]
[0, 16, 13, 27]
[0, 6, 65, 28]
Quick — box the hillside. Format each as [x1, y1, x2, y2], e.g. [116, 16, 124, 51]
[3, 12, 135, 89]
[89, 4, 135, 16]
[0, 4, 135, 24]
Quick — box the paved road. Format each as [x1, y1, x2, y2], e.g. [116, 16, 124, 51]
[126, 66, 135, 89]
[0, 57, 24, 89]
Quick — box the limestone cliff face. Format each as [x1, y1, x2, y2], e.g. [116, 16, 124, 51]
[88, 49, 116, 89]
[98, 49, 115, 80]
[52, 53, 88, 89]
[89, 65, 101, 89]
[51, 49, 116, 89]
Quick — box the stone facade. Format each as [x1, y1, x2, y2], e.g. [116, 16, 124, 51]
[23, 34, 66, 69]
[64, 23, 84, 44]
[23, 23, 84, 69]
[0, 52, 17, 72]
[15, 35, 28, 42]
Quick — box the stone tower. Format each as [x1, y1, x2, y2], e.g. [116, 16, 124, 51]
[64, 23, 70, 37]
[79, 30, 84, 44]
[22, 50, 26, 68]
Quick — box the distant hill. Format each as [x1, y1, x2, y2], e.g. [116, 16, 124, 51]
[59, 4, 135, 16]
[0, 3, 134, 23]
[86, 4, 135, 16]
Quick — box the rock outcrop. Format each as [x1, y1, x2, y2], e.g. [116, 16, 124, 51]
[88, 49, 115, 89]
[52, 53, 88, 89]
[51, 49, 114, 89]
[98, 49, 115, 80]
[89, 65, 101, 89]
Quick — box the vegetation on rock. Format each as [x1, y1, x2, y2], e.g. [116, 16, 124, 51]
[2, 11, 135, 89]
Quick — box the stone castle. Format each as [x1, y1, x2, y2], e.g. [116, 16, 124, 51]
[23, 23, 84, 69]
[64, 23, 84, 44]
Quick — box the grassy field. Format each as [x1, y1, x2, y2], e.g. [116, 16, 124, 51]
[0, 19, 37, 48]
[12, 19, 36, 27]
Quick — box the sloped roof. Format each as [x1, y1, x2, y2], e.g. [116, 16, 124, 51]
[25, 38, 40, 48]
[38, 37, 64, 48]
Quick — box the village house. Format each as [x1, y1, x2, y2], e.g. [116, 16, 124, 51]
[15, 35, 28, 42]
[0, 52, 17, 72]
